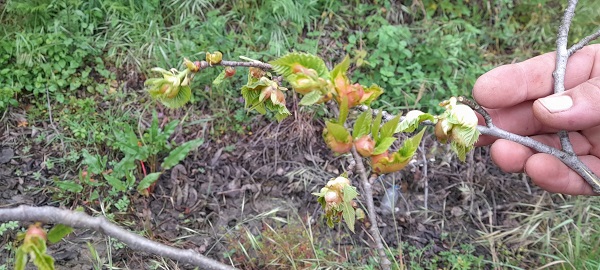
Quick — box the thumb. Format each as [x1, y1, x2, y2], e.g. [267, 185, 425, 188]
[533, 77, 600, 130]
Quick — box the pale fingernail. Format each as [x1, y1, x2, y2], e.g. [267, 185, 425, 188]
[538, 95, 573, 113]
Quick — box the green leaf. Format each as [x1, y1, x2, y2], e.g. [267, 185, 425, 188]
[396, 110, 435, 133]
[338, 95, 350, 124]
[53, 180, 83, 193]
[451, 141, 470, 162]
[379, 114, 401, 141]
[241, 85, 260, 109]
[47, 224, 74, 244]
[161, 139, 204, 170]
[270, 52, 329, 79]
[213, 68, 226, 86]
[352, 110, 372, 139]
[137, 172, 161, 192]
[31, 243, 55, 270]
[325, 121, 351, 143]
[373, 137, 397, 155]
[326, 216, 335, 228]
[159, 85, 192, 108]
[103, 174, 127, 192]
[299, 90, 322, 106]
[342, 185, 358, 202]
[452, 126, 480, 146]
[81, 150, 105, 175]
[275, 107, 291, 122]
[341, 202, 356, 233]
[397, 128, 426, 159]
[15, 247, 27, 270]
[361, 84, 384, 106]
[162, 119, 180, 139]
[371, 111, 383, 141]
[330, 55, 351, 81]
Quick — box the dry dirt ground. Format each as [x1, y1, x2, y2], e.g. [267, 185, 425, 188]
[0, 100, 544, 269]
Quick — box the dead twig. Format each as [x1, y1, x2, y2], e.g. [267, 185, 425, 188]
[0, 205, 236, 270]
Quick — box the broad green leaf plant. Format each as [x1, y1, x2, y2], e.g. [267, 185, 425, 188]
[144, 51, 480, 233]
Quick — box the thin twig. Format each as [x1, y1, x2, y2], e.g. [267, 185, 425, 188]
[197, 60, 272, 71]
[567, 28, 600, 56]
[476, 125, 600, 193]
[457, 96, 494, 127]
[459, 94, 600, 193]
[553, 0, 579, 154]
[419, 140, 429, 212]
[0, 205, 236, 270]
[351, 147, 391, 270]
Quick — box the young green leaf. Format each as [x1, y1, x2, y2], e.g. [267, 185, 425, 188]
[270, 52, 330, 79]
[31, 244, 55, 270]
[299, 90, 322, 106]
[373, 137, 397, 155]
[379, 114, 401, 141]
[15, 247, 27, 270]
[47, 224, 74, 244]
[137, 172, 161, 192]
[338, 95, 350, 124]
[342, 184, 358, 202]
[159, 85, 192, 109]
[161, 139, 204, 170]
[451, 141, 469, 162]
[341, 202, 356, 232]
[371, 111, 383, 141]
[330, 55, 351, 82]
[352, 109, 372, 139]
[396, 110, 435, 133]
[360, 84, 384, 106]
[397, 128, 426, 158]
[325, 121, 351, 142]
[212, 68, 227, 86]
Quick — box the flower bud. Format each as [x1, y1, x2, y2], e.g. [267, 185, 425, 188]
[324, 131, 352, 154]
[184, 58, 199, 72]
[291, 77, 316, 94]
[328, 176, 351, 191]
[250, 67, 265, 78]
[206, 51, 223, 65]
[324, 190, 341, 205]
[354, 135, 375, 157]
[224, 66, 236, 77]
[25, 223, 47, 243]
[434, 120, 449, 142]
[271, 89, 286, 106]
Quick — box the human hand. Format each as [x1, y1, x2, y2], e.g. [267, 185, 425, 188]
[472, 44, 600, 195]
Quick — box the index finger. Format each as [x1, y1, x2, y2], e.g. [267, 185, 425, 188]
[473, 44, 600, 109]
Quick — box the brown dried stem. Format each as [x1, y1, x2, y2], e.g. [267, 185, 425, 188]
[350, 146, 392, 270]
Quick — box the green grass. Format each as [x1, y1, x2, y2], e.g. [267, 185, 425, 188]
[1, 0, 597, 112]
[478, 195, 600, 269]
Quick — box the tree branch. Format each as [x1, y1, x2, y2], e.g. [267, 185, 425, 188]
[567, 28, 600, 56]
[553, 0, 579, 154]
[196, 60, 272, 71]
[350, 147, 391, 270]
[0, 205, 236, 270]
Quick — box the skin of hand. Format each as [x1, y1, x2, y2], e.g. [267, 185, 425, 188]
[472, 44, 600, 195]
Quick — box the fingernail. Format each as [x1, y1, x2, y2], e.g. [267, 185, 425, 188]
[538, 95, 573, 113]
